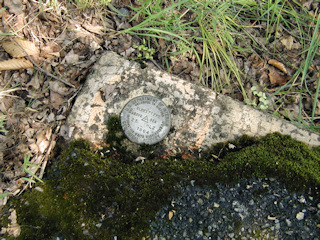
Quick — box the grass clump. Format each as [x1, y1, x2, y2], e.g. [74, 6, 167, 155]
[123, 0, 320, 129]
[122, 0, 249, 98]
[20, 153, 44, 184]
[2, 131, 320, 239]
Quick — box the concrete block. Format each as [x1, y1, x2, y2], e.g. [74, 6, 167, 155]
[60, 51, 320, 151]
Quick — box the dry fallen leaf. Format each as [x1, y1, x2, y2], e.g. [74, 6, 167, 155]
[49, 81, 70, 96]
[280, 35, 294, 50]
[63, 49, 79, 65]
[4, 0, 23, 15]
[168, 211, 174, 220]
[0, 209, 21, 238]
[50, 91, 67, 110]
[40, 42, 61, 59]
[2, 38, 39, 58]
[268, 67, 291, 86]
[158, 38, 166, 49]
[82, 22, 104, 35]
[268, 59, 288, 75]
[0, 59, 33, 70]
[280, 35, 300, 50]
[35, 129, 51, 154]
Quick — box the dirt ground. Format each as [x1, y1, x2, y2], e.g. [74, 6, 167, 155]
[0, 0, 319, 208]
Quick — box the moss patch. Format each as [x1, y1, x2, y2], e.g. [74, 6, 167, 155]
[213, 133, 320, 192]
[1, 132, 320, 239]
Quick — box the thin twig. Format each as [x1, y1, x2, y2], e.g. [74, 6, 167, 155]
[67, 84, 83, 108]
[149, 59, 163, 70]
[39, 123, 61, 179]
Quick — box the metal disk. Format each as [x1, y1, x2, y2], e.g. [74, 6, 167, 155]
[120, 95, 171, 145]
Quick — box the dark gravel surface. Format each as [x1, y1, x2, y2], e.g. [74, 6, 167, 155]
[147, 178, 320, 240]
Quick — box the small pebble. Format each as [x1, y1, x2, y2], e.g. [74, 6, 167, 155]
[285, 219, 292, 227]
[228, 233, 235, 238]
[96, 223, 102, 228]
[118, 8, 130, 20]
[35, 187, 43, 192]
[296, 211, 305, 220]
[147, 178, 319, 239]
[285, 231, 294, 236]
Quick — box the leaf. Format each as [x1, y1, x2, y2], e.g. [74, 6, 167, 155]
[0, 192, 9, 199]
[268, 59, 288, 75]
[168, 211, 174, 220]
[82, 22, 104, 35]
[251, 86, 257, 92]
[21, 177, 36, 183]
[63, 49, 79, 65]
[25, 163, 41, 168]
[25, 169, 43, 183]
[268, 67, 291, 86]
[259, 105, 268, 110]
[24, 153, 31, 161]
[0, 7, 7, 13]
[2, 38, 39, 58]
[280, 35, 300, 50]
[0, 59, 33, 70]
[1, 209, 21, 237]
[280, 35, 294, 50]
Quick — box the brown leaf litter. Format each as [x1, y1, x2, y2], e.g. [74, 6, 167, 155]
[0, 0, 113, 210]
[268, 59, 291, 86]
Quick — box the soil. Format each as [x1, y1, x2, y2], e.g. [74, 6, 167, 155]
[0, 0, 319, 210]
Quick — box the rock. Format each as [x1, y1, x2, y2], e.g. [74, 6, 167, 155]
[228, 233, 235, 238]
[196, 230, 203, 238]
[285, 231, 294, 236]
[118, 8, 130, 20]
[285, 219, 292, 227]
[61, 51, 320, 152]
[4, 0, 24, 15]
[296, 212, 305, 220]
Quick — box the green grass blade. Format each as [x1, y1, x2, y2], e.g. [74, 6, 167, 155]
[0, 192, 9, 199]
[25, 169, 43, 183]
[311, 74, 320, 126]
[298, 13, 320, 124]
[21, 177, 36, 184]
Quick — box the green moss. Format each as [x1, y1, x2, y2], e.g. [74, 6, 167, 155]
[103, 116, 168, 162]
[202, 134, 258, 161]
[213, 133, 320, 192]
[2, 132, 320, 239]
[105, 115, 126, 148]
[233, 220, 242, 233]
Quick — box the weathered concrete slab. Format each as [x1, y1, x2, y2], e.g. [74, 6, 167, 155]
[60, 51, 320, 151]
